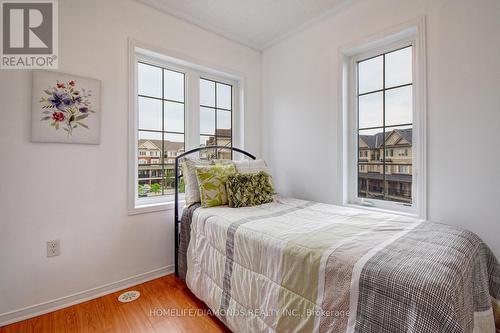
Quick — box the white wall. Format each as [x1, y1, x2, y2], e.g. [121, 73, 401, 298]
[262, 0, 500, 256]
[0, 0, 261, 318]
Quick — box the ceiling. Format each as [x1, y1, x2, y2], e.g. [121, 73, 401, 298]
[137, 0, 356, 50]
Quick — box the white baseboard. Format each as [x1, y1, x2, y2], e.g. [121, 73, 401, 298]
[0, 265, 174, 327]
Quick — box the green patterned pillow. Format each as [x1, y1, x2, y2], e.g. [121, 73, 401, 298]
[226, 171, 274, 208]
[196, 164, 237, 208]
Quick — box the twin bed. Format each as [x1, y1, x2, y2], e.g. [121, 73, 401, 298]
[174, 147, 500, 333]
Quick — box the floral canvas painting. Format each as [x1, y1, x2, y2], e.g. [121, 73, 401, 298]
[32, 70, 101, 144]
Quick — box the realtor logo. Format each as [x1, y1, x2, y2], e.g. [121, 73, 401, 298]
[1, 0, 58, 68]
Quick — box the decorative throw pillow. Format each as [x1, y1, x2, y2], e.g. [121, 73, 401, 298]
[181, 158, 211, 206]
[226, 171, 274, 208]
[233, 159, 274, 188]
[196, 164, 237, 208]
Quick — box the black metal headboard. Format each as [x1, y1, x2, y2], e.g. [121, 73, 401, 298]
[174, 146, 256, 276]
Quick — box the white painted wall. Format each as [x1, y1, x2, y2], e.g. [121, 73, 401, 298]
[262, 0, 500, 256]
[0, 0, 261, 317]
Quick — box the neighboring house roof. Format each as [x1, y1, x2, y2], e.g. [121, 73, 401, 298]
[140, 130, 230, 151]
[201, 129, 232, 147]
[360, 132, 386, 149]
[395, 128, 412, 144]
[360, 128, 412, 148]
[216, 129, 231, 137]
[138, 139, 184, 153]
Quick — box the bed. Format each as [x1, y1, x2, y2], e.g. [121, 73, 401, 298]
[174, 147, 500, 333]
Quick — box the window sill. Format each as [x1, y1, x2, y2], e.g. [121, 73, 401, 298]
[128, 198, 185, 215]
[344, 202, 420, 219]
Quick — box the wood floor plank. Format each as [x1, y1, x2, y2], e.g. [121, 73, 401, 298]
[141, 277, 195, 333]
[95, 294, 132, 333]
[51, 305, 77, 333]
[23, 314, 52, 333]
[1, 320, 27, 333]
[0, 275, 231, 333]
[138, 279, 175, 323]
[74, 299, 107, 333]
[150, 276, 231, 333]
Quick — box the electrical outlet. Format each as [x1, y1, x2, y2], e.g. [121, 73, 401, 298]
[46, 240, 60, 257]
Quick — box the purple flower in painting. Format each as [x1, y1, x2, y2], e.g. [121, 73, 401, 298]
[48, 91, 64, 108]
[74, 95, 82, 103]
[49, 91, 74, 110]
[79, 107, 88, 113]
[61, 94, 74, 108]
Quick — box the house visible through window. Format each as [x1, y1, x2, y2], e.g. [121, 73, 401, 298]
[357, 46, 413, 204]
[398, 165, 409, 174]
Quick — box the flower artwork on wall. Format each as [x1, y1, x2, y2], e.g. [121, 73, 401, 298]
[40, 80, 93, 135]
[32, 70, 101, 144]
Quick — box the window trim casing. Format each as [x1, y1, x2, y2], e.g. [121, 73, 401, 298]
[338, 17, 427, 219]
[127, 39, 242, 215]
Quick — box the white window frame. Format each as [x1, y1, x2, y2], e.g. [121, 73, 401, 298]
[338, 17, 427, 218]
[128, 40, 242, 215]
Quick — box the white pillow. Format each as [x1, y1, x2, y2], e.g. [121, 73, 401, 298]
[181, 158, 211, 206]
[233, 159, 270, 174]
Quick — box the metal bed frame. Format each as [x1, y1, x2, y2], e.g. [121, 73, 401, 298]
[174, 146, 256, 277]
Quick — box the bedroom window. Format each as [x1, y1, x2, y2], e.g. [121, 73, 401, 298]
[342, 23, 426, 218]
[129, 45, 240, 214]
[357, 46, 413, 205]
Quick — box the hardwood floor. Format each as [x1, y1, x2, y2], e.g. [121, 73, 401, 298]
[0, 274, 231, 333]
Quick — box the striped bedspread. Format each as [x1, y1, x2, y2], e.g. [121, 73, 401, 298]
[185, 197, 500, 332]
